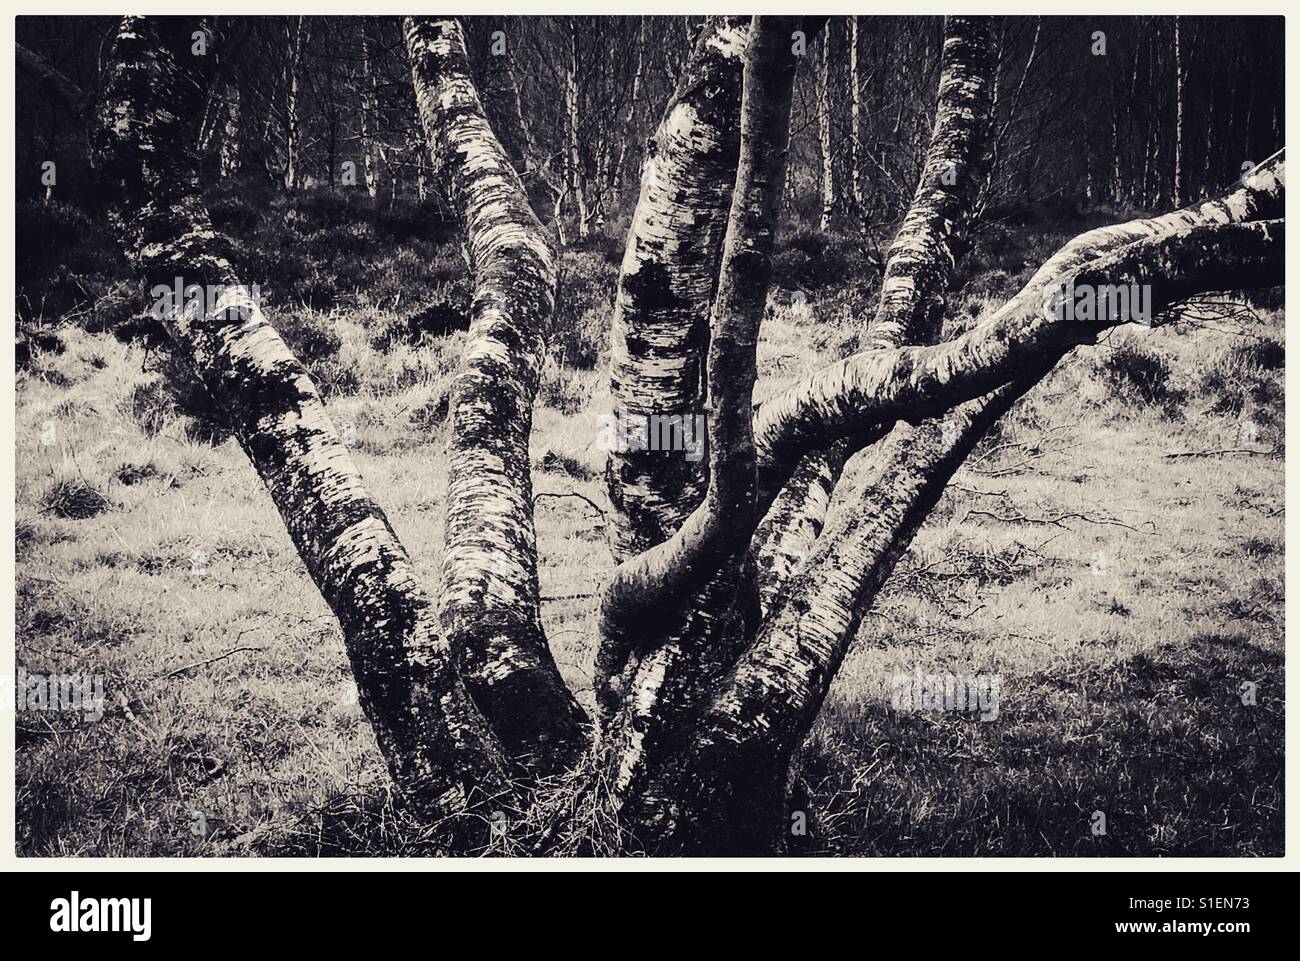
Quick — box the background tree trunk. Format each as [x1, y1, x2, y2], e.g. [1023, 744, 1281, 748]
[283, 17, 307, 191]
[611, 17, 646, 199]
[818, 24, 835, 232]
[359, 18, 380, 198]
[1173, 17, 1185, 207]
[850, 17, 864, 226]
[564, 21, 590, 239]
[218, 76, 242, 179]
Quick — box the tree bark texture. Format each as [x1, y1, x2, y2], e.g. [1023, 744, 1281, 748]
[817, 24, 834, 232]
[405, 17, 589, 775]
[593, 15, 806, 848]
[605, 15, 750, 560]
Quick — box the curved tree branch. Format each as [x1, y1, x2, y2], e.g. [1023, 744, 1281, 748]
[754, 203, 1283, 496]
[755, 155, 1285, 495]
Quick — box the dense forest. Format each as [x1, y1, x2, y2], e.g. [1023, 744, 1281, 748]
[16, 16, 1285, 228]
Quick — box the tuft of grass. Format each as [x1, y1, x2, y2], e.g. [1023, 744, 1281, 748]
[538, 361, 589, 415]
[409, 385, 452, 431]
[1095, 340, 1185, 414]
[15, 516, 40, 557]
[115, 461, 159, 486]
[1196, 335, 1285, 423]
[40, 476, 111, 520]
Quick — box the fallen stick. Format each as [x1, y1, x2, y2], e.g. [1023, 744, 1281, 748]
[153, 646, 263, 681]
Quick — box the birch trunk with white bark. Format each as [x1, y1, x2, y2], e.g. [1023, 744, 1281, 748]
[604, 15, 749, 560]
[817, 25, 835, 232]
[359, 18, 379, 198]
[850, 17, 864, 223]
[283, 17, 306, 191]
[405, 17, 590, 775]
[94, 16, 513, 821]
[218, 76, 242, 179]
[564, 22, 590, 240]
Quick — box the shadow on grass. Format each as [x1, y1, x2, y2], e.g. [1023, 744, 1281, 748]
[800, 633, 1283, 856]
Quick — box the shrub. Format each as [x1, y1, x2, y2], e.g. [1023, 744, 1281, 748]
[15, 329, 65, 372]
[552, 249, 616, 369]
[16, 199, 96, 277]
[538, 449, 595, 482]
[206, 191, 262, 235]
[557, 307, 608, 370]
[771, 230, 870, 292]
[272, 310, 343, 364]
[16, 200, 126, 332]
[373, 196, 459, 245]
[371, 296, 470, 351]
[1237, 337, 1285, 371]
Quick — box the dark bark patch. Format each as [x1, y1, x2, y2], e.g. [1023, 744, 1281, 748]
[622, 260, 687, 313]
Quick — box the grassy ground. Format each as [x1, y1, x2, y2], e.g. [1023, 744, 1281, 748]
[13, 190, 1284, 856]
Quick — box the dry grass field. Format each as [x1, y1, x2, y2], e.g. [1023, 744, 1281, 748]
[14, 188, 1284, 856]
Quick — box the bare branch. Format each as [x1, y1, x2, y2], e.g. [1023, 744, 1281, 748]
[17, 42, 91, 115]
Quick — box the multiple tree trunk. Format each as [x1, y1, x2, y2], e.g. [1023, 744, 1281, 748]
[91, 15, 1285, 855]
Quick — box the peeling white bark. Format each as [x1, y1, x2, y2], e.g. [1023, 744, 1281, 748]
[406, 17, 588, 773]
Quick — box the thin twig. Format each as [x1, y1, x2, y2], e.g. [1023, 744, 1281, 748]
[153, 645, 263, 681]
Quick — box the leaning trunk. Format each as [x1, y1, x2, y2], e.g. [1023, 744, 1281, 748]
[93, 16, 513, 822]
